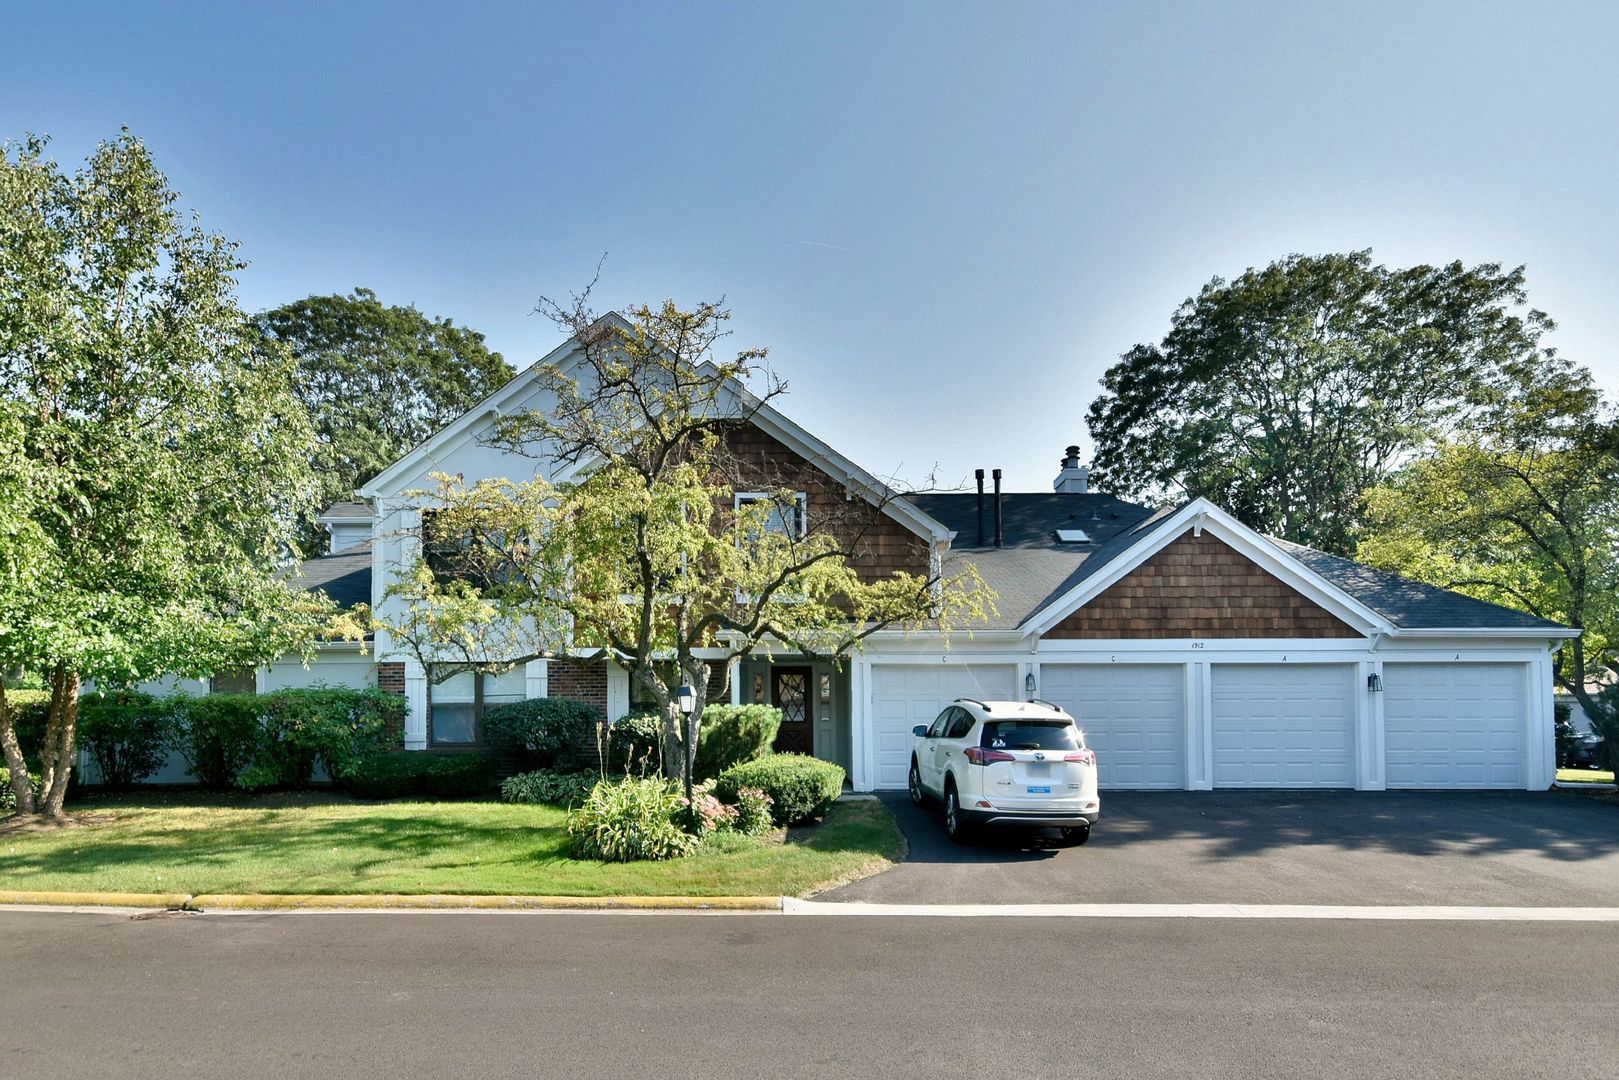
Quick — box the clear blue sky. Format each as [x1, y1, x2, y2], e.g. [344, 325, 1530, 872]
[6, 1, 1617, 493]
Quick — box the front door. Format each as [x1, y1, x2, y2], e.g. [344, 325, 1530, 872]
[771, 667, 814, 754]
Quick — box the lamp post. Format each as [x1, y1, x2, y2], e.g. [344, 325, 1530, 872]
[676, 684, 698, 831]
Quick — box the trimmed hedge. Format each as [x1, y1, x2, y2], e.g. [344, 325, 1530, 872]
[165, 688, 405, 791]
[78, 691, 170, 789]
[482, 696, 602, 770]
[693, 704, 781, 781]
[1, 767, 42, 812]
[343, 751, 498, 800]
[166, 694, 261, 791]
[714, 753, 844, 825]
[608, 712, 664, 776]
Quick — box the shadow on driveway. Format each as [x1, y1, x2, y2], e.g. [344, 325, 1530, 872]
[820, 789, 1619, 906]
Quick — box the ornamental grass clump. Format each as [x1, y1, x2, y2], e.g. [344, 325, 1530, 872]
[566, 777, 695, 862]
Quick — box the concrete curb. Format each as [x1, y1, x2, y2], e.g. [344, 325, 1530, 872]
[187, 893, 783, 912]
[0, 890, 782, 913]
[0, 891, 190, 910]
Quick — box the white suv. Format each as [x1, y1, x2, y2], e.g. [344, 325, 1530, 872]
[908, 699, 1100, 845]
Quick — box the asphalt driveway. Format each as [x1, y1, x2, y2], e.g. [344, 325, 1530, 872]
[821, 789, 1619, 906]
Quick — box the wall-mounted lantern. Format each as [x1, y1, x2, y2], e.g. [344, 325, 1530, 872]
[1025, 672, 1038, 696]
[1367, 673, 1383, 693]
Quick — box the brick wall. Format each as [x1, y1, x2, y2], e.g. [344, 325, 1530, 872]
[1042, 531, 1360, 639]
[719, 422, 932, 583]
[549, 658, 609, 716]
[376, 662, 405, 694]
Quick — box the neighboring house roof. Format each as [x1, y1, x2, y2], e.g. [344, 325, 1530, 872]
[285, 540, 373, 611]
[1267, 539, 1568, 632]
[317, 501, 374, 522]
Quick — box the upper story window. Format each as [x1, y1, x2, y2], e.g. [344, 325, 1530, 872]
[422, 509, 515, 590]
[735, 491, 808, 540]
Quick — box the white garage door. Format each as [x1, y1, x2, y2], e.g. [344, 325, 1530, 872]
[1212, 664, 1356, 788]
[1383, 663, 1526, 789]
[869, 664, 1017, 789]
[1041, 665, 1185, 789]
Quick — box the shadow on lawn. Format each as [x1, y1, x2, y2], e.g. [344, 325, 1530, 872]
[887, 788, 1619, 866]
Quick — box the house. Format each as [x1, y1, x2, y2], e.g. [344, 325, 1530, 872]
[136, 325, 1578, 792]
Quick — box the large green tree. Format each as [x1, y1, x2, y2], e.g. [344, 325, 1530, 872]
[382, 298, 992, 811]
[1086, 252, 1555, 554]
[258, 288, 514, 551]
[0, 132, 342, 816]
[1359, 356, 1619, 771]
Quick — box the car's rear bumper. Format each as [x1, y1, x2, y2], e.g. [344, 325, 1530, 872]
[961, 808, 1101, 829]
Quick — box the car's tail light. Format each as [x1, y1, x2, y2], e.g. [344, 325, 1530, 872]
[964, 747, 1015, 765]
[1064, 750, 1096, 765]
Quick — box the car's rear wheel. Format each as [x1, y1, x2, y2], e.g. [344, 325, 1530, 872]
[944, 786, 969, 844]
[1061, 825, 1091, 847]
[908, 759, 925, 805]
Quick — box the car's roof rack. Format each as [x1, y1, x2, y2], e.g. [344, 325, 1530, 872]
[1028, 698, 1063, 712]
[953, 697, 991, 712]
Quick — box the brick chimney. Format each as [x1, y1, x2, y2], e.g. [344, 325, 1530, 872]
[1053, 445, 1089, 494]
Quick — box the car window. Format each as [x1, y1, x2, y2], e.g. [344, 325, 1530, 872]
[927, 710, 953, 738]
[946, 708, 975, 740]
[980, 720, 1082, 751]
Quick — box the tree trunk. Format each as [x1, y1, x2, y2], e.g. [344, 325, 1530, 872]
[0, 682, 35, 815]
[37, 668, 79, 818]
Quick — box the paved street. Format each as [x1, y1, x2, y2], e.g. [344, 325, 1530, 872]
[4, 908, 1616, 1080]
[825, 789, 1619, 905]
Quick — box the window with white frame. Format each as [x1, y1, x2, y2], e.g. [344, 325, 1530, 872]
[735, 491, 808, 540]
[429, 667, 528, 746]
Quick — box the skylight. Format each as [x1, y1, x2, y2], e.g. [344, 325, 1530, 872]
[1055, 528, 1091, 543]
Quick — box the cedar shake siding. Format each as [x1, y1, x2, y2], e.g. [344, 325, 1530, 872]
[718, 422, 931, 583]
[1042, 531, 1361, 639]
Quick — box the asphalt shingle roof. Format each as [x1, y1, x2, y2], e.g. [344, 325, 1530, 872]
[285, 541, 374, 611]
[1267, 539, 1567, 632]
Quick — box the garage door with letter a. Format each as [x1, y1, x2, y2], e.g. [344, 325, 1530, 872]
[1041, 665, 1185, 789]
[1212, 664, 1355, 788]
[1383, 663, 1526, 789]
[868, 665, 1017, 789]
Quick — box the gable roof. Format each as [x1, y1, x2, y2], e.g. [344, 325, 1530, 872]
[357, 314, 951, 543]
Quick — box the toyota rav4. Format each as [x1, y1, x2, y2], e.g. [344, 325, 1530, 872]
[908, 698, 1100, 844]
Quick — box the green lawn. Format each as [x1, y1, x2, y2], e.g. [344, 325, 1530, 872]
[0, 792, 903, 898]
[1557, 768, 1616, 785]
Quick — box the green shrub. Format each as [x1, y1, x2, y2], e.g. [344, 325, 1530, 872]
[714, 753, 844, 825]
[728, 785, 775, 836]
[693, 704, 781, 780]
[165, 694, 262, 791]
[343, 751, 426, 800]
[566, 777, 694, 862]
[342, 751, 497, 799]
[608, 712, 665, 776]
[482, 697, 602, 770]
[253, 687, 404, 789]
[422, 753, 497, 798]
[501, 768, 599, 806]
[0, 767, 42, 812]
[3, 689, 53, 771]
[77, 691, 171, 789]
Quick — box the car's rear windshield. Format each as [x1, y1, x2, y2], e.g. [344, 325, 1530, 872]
[980, 720, 1082, 751]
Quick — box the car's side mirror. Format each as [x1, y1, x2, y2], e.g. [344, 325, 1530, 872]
[912, 725, 929, 738]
